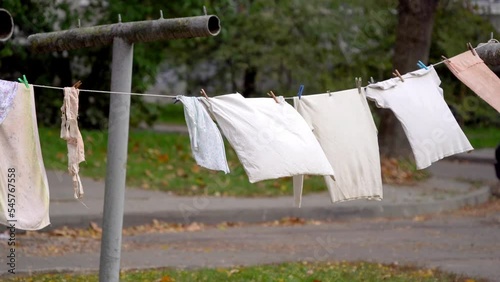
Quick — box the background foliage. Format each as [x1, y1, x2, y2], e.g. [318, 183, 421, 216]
[0, 0, 498, 128]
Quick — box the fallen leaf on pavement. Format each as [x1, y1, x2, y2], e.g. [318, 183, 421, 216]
[186, 222, 203, 232]
[89, 221, 102, 233]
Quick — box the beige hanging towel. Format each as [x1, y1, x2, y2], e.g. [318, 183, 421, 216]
[444, 50, 500, 112]
[61, 87, 85, 199]
[293, 89, 383, 206]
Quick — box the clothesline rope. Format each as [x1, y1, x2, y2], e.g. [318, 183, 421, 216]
[31, 84, 178, 99]
[31, 40, 494, 100]
[283, 41, 494, 100]
[31, 84, 288, 100]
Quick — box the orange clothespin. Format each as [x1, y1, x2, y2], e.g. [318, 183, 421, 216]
[392, 69, 404, 82]
[200, 88, 209, 99]
[72, 80, 82, 89]
[267, 91, 279, 103]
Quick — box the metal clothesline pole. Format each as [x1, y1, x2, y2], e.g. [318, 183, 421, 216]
[99, 37, 133, 282]
[28, 13, 220, 282]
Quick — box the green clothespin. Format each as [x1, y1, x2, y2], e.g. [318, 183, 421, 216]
[17, 75, 29, 89]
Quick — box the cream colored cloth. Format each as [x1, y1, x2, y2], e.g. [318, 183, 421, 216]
[0, 83, 50, 230]
[293, 89, 383, 206]
[445, 51, 500, 112]
[61, 87, 85, 199]
[202, 93, 334, 185]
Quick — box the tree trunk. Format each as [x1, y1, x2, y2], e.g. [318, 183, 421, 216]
[378, 0, 439, 158]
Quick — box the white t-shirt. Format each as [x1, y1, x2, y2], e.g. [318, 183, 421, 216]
[365, 66, 473, 169]
[203, 93, 334, 184]
[293, 89, 383, 206]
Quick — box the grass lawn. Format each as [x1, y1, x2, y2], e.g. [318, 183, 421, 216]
[39, 124, 431, 197]
[156, 102, 186, 125]
[0, 261, 480, 282]
[39, 126, 327, 197]
[463, 126, 500, 149]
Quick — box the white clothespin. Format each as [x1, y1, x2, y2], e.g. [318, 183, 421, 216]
[355, 77, 362, 94]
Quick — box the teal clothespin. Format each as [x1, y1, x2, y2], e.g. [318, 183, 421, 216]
[17, 75, 29, 89]
[297, 84, 304, 99]
[417, 60, 428, 70]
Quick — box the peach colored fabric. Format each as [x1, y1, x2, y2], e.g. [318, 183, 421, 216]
[0, 80, 18, 124]
[61, 87, 85, 199]
[444, 51, 500, 112]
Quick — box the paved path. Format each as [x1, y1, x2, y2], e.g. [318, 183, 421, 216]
[44, 144, 497, 230]
[4, 209, 500, 281]
[448, 148, 497, 164]
[0, 147, 498, 280]
[46, 169, 492, 229]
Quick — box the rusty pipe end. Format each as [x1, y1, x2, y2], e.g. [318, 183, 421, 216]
[0, 9, 14, 42]
[207, 15, 221, 36]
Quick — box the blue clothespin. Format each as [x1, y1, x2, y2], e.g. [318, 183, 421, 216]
[17, 75, 29, 89]
[417, 60, 428, 70]
[297, 84, 304, 99]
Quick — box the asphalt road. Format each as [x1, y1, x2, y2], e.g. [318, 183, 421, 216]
[6, 202, 500, 281]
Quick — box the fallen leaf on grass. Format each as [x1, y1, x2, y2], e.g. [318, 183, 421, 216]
[158, 153, 169, 163]
[227, 269, 239, 276]
[56, 152, 66, 161]
[191, 164, 200, 173]
[157, 275, 175, 282]
[176, 168, 186, 177]
[131, 142, 140, 153]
